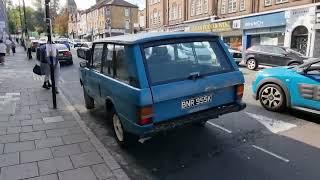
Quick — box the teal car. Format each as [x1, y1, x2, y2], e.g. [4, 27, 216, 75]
[253, 59, 320, 113]
[79, 32, 246, 146]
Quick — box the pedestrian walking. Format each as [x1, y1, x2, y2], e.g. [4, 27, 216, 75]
[0, 40, 6, 65]
[5, 39, 12, 55]
[11, 41, 16, 55]
[40, 43, 61, 94]
[26, 37, 32, 59]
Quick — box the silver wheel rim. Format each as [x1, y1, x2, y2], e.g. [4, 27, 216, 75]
[247, 60, 256, 69]
[113, 114, 124, 142]
[260, 87, 282, 108]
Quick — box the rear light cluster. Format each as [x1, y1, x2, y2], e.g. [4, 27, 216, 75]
[63, 51, 72, 56]
[236, 84, 244, 100]
[137, 106, 153, 126]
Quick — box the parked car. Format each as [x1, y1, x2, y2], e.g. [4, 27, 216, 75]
[56, 38, 70, 50]
[31, 40, 39, 52]
[56, 44, 73, 65]
[252, 59, 320, 113]
[245, 45, 306, 70]
[72, 39, 83, 48]
[225, 44, 242, 65]
[77, 42, 92, 59]
[79, 32, 246, 146]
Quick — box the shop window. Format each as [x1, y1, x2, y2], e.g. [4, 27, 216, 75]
[221, 0, 227, 14]
[264, 0, 272, 6]
[240, 0, 245, 11]
[275, 0, 289, 4]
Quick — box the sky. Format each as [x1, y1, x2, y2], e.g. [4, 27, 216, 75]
[11, 0, 145, 10]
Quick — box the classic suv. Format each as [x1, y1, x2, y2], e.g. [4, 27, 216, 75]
[252, 59, 320, 113]
[245, 45, 306, 70]
[79, 32, 246, 146]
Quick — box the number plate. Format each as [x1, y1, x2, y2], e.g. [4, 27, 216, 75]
[181, 94, 213, 109]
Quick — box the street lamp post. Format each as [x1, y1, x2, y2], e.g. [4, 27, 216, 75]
[45, 0, 57, 109]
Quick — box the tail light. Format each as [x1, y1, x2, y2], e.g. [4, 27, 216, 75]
[137, 106, 153, 126]
[63, 51, 72, 56]
[236, 84, 244, 100]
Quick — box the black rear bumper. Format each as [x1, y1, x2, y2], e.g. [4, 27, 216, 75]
[149, 102, 246, 135]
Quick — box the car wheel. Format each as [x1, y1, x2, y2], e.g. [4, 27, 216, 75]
[83, 87, 94, 109]
[247, 58, 258, 70]
[288, 62, 300, 66]
[259, 84, 286, 112]
[112, 113, 138, 147]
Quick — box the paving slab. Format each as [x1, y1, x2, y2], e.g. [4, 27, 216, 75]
[0, 162, 38, 180]
[4, 141, 35, 153]
[20, 131, 47, 141]
[20, 148, 53, 163]
[38, 157, 74, 175]
[70, 151, 104, 168]
[35, 137, 64, 149]
[0, 152, 19, 167]
[58, 167, 97, 180]
[92, 163, 114, 180]
[43, 116, 65, 124]
[51, 144, 82, 157]
[25, 174, 58, 180]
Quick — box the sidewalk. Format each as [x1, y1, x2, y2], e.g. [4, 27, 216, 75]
[0, 47, 129, 180]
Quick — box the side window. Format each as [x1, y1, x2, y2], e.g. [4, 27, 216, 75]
[92, 43, 104, 71]
[102, 44, 139, 87]
[273, 47, 286, 55]
[102, 44, 115, 76]
[114, 45, 139, 87]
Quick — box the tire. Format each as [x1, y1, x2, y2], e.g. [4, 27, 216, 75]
[83, 87, 94, 109]
[247, 58, 258, 70]
[259, 84, 286, 112]
[112, 112, 138, 147]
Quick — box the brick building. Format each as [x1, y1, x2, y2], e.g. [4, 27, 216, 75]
[69, 0, 138, 40]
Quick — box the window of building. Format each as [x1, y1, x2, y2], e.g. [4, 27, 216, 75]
[265, 0, 272, 6]
[195, 0, 202, 15]
[275, 0, 288, 4]
[221, 0, 227, 14]
[173, 3, 178, 20]
[228, 0, 237, 13]
[106, 8, 110, 16]
[158, 11, 161, 24]
[203, 0, 208, 13]
[240, 0, 245, 11]
[178, 4, 182, 19]
[125, 8, 130, 17]
[125, 20, 130, 29]
[191, 0, 195, 16]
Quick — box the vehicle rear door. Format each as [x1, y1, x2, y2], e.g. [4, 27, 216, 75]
[85, 43, 104, 99]
[143, 39, 244, 123]
[290, 62, 320, 110]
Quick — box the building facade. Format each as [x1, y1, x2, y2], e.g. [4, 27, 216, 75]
[69, 0, 138, 40]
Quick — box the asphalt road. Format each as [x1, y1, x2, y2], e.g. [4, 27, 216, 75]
[57, 49, 320, 180]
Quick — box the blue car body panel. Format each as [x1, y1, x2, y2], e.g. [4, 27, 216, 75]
[253, 66, 320, 111]
[80, 32, 246, 137]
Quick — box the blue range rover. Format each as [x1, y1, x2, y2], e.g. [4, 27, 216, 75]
[79, 32, 246, 146]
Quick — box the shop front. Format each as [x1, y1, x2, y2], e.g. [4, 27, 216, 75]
[285, 6, 316, 56]
[242, 12, 286, 51]
[188, 20, 243, 50]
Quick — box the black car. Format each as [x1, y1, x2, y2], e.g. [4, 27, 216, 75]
[244, 45, 306, 70]
[77, 42, 92, 60]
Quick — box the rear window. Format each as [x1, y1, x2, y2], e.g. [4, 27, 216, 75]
[143, 40, 233, 85]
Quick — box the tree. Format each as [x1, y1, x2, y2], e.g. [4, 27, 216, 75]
[53, 8, 68, 36]
[6, 0, 21, 34]
[32, 0, 46, 34]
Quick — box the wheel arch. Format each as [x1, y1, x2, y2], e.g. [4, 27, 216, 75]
[256, 78, 291, 107]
